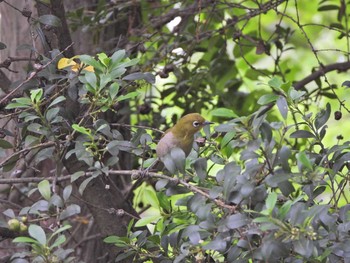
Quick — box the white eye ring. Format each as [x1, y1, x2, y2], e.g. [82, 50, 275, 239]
[193, 121, 200, 127]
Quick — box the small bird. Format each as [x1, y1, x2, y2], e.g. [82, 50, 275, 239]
[156, 113, 213, 160]
[137, 113, 212, 179]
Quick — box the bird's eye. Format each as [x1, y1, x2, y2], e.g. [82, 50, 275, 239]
[193, 121, 200, 127]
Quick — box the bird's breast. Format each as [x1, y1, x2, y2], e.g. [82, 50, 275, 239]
[156, 131, 194, 158]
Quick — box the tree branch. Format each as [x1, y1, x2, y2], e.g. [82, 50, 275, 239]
[0, 169, 236, 212]
[0, 175, 71, 184]
[108, 170, 236, 212]
[293, 61, 350, 90]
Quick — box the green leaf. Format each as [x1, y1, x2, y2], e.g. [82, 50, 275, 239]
[110, 50, 126, 64]
[157, 192, 171, 213]
[97, 53, 110, 67]
[84, 72, 97, 90]
[293, 238, 314, 258]
[110, 68, 127, 79]
[277, 96, 288, 119]
[46, 108, 60, 122]
[122, 72, 155, 84]
[289, 88, 306, 100]
[193, 158, 207, 181]
[318, 4, 339, 11]
[79, 177, 95, 195]
[3, 155, 18, 172]
[211, 108, 237, 118]
[202, 238, 227, 252]
[36, 147, 54, 163]
[265, 192, 277, 212]
[71, 171, 85, 182]
[341, 80, 350, 87]
[233, 36, 255, 57]
[117, 58, 139, 68]
[99, 74, 112, 89]
[115, 251, 135, 262]
[109, 82, 120, 99]
[38, 15, 62, 27]
[117, 91, 139, 101]
[297, 151, 313, 170]
[107, 140, 136, 153]
[104, 235, 128, 245]
[330, 23, 344, 29]
[253, 216, 274, 223]
[63, 185, 72, 201]
[134, 215, 160, 227]
[13, 97, 32, 106]
[3, 208, 15, 218]
[19, 112, 40, 122]
[49, 235, 66, 249]
[59, 204, 81, 220]
[268, 77, 283, 90]
[27, 123, 48, 136]
[51, 225, 72, 237]
[28, 224, 47, 245]
[6, 97, 32, 109]
[144, 188, 159, 209]
[170, 147, 186, 174]
[13, 236, 38, 244]
[38, 180, 51, 200]
[226, 214, 249, 229]
[5, 102, 31, 109]
[257, 94, 278, 105]
[0, 139, 13, 149]
[221, 131, 235, 149]
[30, 89, 43, 104]
[79, 55, 103, 71]
[315, 103, 331, 130]
[290, 130, 315, 139]
[72, 124, 92, 136]
[48, 96, 66, 108]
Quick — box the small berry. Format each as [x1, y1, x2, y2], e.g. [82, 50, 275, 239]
[334, 111, 342, 120]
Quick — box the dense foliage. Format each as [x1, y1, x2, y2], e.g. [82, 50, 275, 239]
[1, 0, 350, 262]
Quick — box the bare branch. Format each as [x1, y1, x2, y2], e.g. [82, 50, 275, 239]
[0, 175, 70, 184]
[293, 61, 350, 90]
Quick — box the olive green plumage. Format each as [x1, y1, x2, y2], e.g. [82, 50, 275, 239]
[156, 113, 212, 159]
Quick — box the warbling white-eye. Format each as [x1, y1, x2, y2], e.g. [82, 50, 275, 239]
[156, 113, 213, 160]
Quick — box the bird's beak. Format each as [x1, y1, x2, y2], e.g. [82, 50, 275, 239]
[203, 121, 214, 126]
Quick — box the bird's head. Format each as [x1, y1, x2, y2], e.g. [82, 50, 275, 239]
[171, 113, 213, 138]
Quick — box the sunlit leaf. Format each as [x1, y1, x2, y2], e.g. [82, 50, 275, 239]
[38, 180, 51, 200]
[211, 108, 237, 118]
[57, 57, 76, 69]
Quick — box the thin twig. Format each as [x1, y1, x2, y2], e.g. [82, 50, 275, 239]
[0, 141, 56, 168]
[0, 175, 71, 184]
[0, 43, 74, 106]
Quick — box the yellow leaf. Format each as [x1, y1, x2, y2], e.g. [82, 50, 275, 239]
[71, 63, 80, 72]
[57, 58, 77, 70]
[82, 65, 94, 72]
